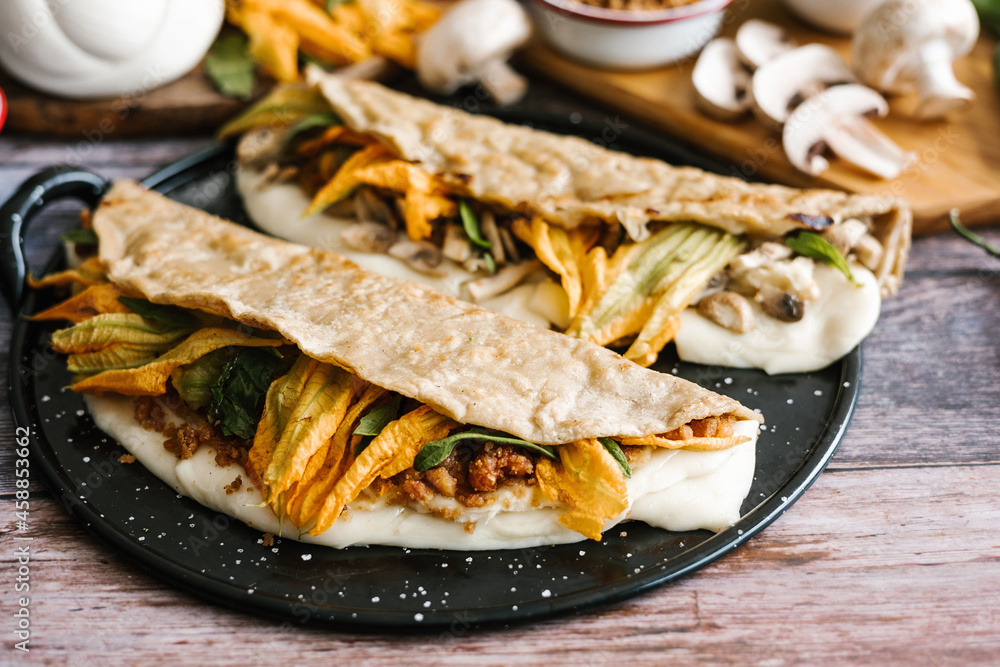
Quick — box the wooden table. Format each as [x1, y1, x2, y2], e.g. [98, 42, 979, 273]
[1, 80, 999, 665]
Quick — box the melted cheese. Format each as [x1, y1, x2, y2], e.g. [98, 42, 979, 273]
[236, 166, 567, 329]
[675, 264, 881, 374]
[86, 395, 758, 550]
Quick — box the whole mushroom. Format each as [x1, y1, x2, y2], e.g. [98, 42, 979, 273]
[692, 38, 751, 121]
[416, 0, 532, 106]
[853, 0, 980, 119]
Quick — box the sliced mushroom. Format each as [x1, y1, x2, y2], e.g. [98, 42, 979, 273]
[783, 84, 915, 179]
[465, 259, 542, 302]
[480, 210, 505, 265]
[751, 44, 856, 130]
[853, 0, 979, 119]
[692, 38, 751, 122]
[415, 0, 532, 106]
[734, 19, 796, 70]
[499, 226, 521, 264]
[355, 188, 399, 230]
[389, 241, 447, 277]
[442, 224, 474, 263]
[729, 241, 794, 273]
[757, 285, 805, 323]
[341, 221, 398, 254]
[854, 234, 884, 271]
[822, 218, 869, 256]
[236, 126, 286, 168]
[697, 291, 755, 333]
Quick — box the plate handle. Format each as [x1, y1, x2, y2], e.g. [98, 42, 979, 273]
[0, 166, 110, 311]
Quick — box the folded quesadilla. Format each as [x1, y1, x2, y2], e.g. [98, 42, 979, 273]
[35, 181, 763, 550]
[225, 74, 911, 374]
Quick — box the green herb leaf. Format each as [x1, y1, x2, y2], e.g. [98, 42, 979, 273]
[352, 394, 402, 456]
[61, 228, 98, 245]
[784, 231, 861, 287]
[414, 428, 557, 472]
[205, 32, 256, 100]
[949, 209, 1000, 259]
[209, 347, 286, 439]
[354, 394, 402, 436]
[483, 251, 497, 275]
[459, 201, 493, 249]
[117, 297, 199, 328]
[599, 437, 631, 478]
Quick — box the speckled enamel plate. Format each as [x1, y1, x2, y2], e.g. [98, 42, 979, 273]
[6, 112, 861, 629]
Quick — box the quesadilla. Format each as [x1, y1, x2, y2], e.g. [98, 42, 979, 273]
[225, 74, 911, 375]
[35, 181, 763, 550]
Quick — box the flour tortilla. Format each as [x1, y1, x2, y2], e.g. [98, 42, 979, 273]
[93, 180, 761, 446]
[314, 75, 911, 296]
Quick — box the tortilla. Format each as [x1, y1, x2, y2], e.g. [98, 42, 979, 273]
[94, 180, 760, 446]
[315, 75, 910, 296]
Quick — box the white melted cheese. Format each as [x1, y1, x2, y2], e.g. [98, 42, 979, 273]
[236, 166, 568, 330]
[675, 264, 881, 375]
[86, 395, 759, 551]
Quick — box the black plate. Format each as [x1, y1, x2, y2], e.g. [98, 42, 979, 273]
[2, 112, 861, 629]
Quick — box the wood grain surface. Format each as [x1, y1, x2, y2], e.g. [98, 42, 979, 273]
[0, 66, 267, 138]
[1, 80, 999, 665]
[523, 0, 1000, 235]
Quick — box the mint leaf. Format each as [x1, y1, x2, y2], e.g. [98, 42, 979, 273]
[205, 32, 256, 100]
[352, 394, 402, 456]
[599, 437, 631, 478]
[413, 429, 556, 472]
[785, 231, 860, 287]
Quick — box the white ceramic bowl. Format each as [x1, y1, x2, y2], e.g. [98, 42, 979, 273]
[530, 0, 733, 70]
[781, 0, 884, 35]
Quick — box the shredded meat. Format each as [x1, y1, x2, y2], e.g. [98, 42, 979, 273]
[224, 476, 243, 495]
[468, 443, 534, 493]
[662, 415, 736, 441]
[261, 533, 274, 547]
[117, 453, 136, 464]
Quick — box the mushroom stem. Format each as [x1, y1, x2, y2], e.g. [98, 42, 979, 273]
[828, 116, 915, 179]
[913, 40, 976, 118]
[478, 59, 528, 106]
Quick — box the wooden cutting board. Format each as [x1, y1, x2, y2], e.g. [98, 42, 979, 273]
[0, 66, 269, 138]
[523, 0, 1000, 234]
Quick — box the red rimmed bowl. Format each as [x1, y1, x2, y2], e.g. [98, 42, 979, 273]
[530, 0, 733, 69]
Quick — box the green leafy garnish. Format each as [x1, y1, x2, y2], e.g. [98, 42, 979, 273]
[205, 31, 256, 100]
[949, 209, 1000, 258]
[352, 394, 402, 456]
[459, 201, 492, 249]
[785, 231, 861, 286]
[599, 437, 631, 478]
[280, 113, 342, 149]
[209, 347, 287, 439]
[118, 297, 199, 328]
[173, 349, 229, 410]
[61, 228, 98, 245]
[413, 428, 557, 472]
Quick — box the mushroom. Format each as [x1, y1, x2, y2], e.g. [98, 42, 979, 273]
[697, 292, 756, 333]
[442, 224, 474, 263]
[479, 210, 506, 265]
[854, 234, 884, 270]
[750, 44, 856, 130]
[692, 38, 752, 122]
[355, 188, 399, 230]
[853, 0, 980, 119]
[783, 84, 915, 179]
[757, 285, 805, 323]
[341, 222, 398, 254]
[415, 0, 532, 106]
[734, 19, 796, 70]
[822, 218, 869, 256]
[389, 241, 447, 277]
[465, 260, 542, 302]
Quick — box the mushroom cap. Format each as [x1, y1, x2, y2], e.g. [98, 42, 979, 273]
[416, 0, 531, 95]
[692, 38, 751, 122]
[783, 84, 913, 179]
[734, 19, 796, 70]
[853, 0, 980, 94]
[751, 44, 856, 130]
